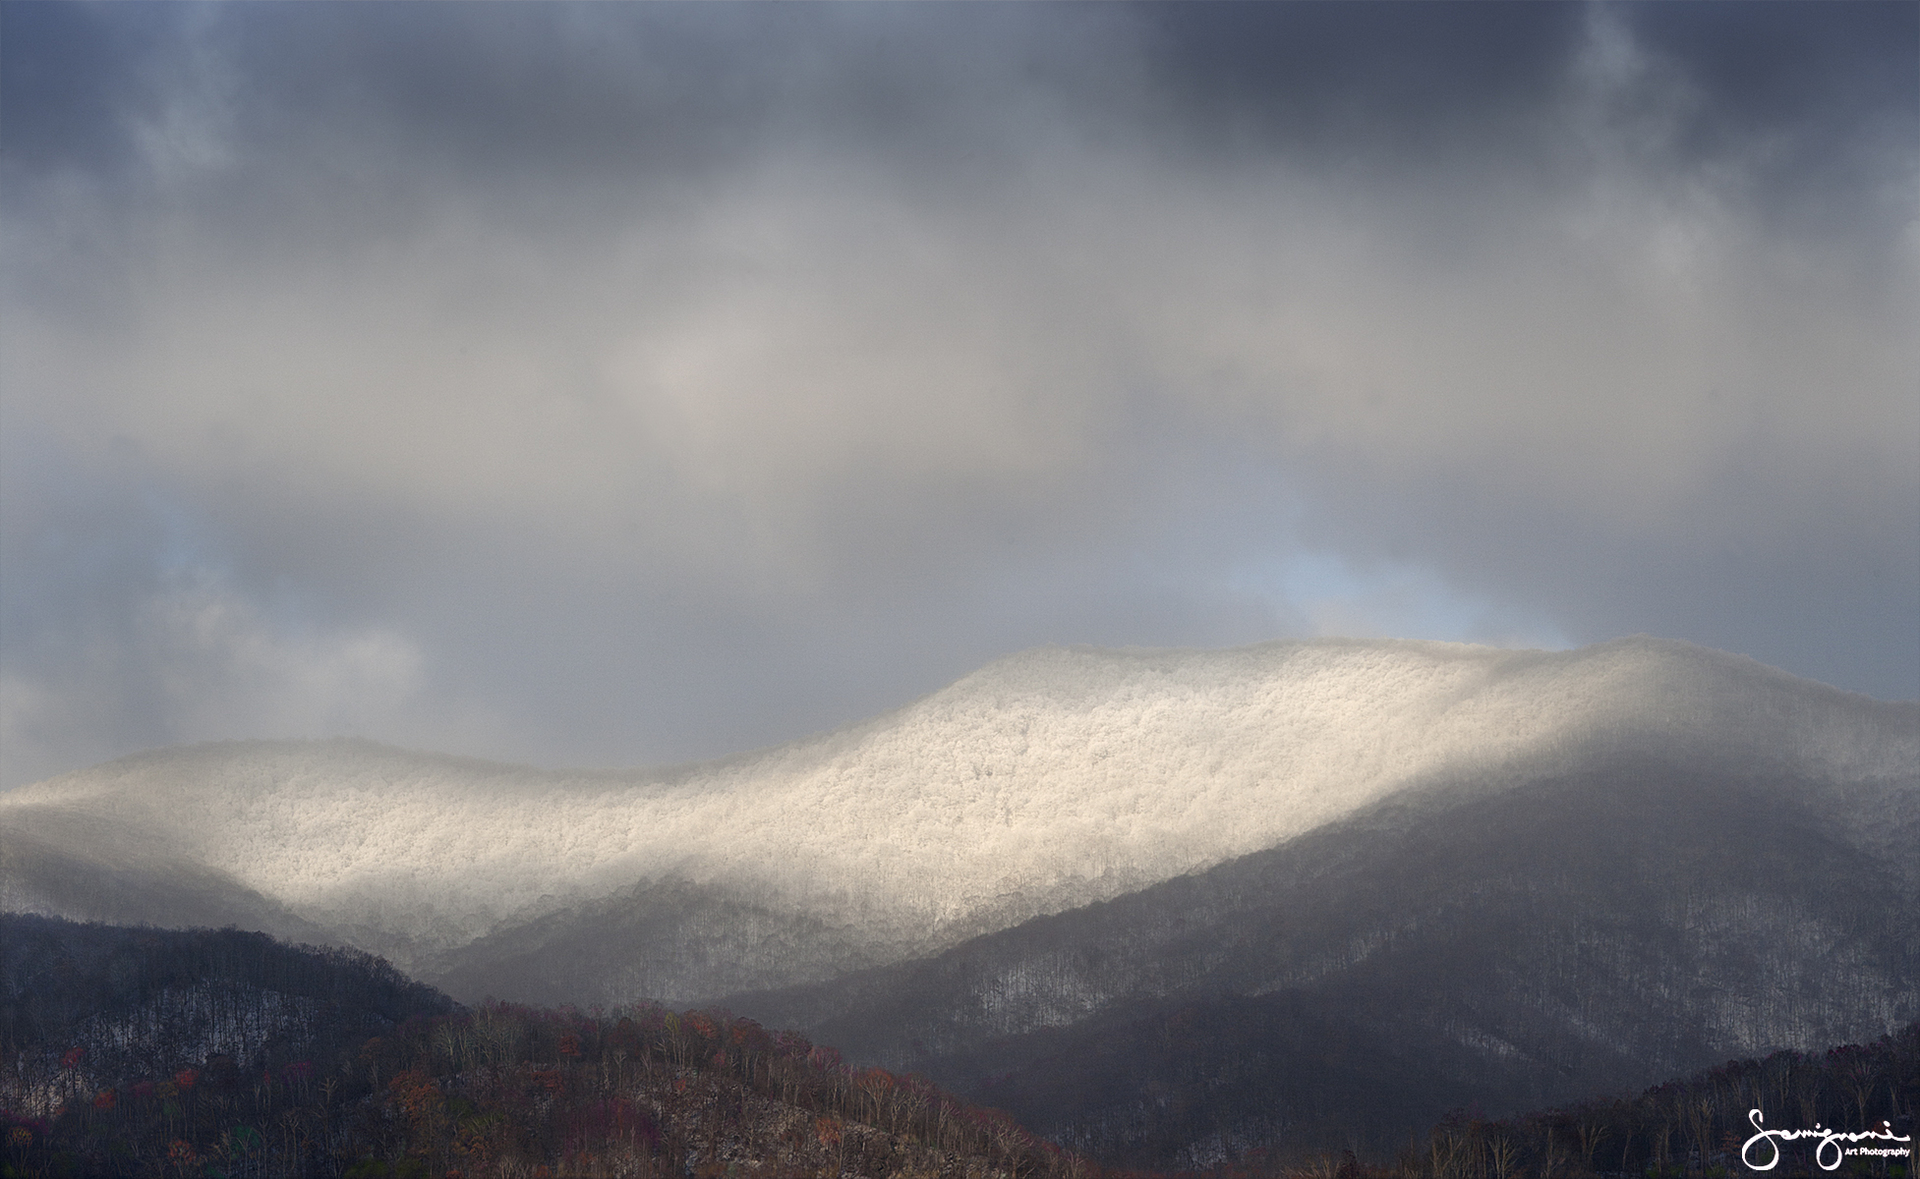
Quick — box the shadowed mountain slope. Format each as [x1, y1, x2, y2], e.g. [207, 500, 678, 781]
[725, 750, 1918, 1167]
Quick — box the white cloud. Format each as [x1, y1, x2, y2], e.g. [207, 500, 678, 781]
[141, 572, 422, 736]
[18, 134, 1909, 570]
[0, 571, 426, 787]
[2, 3, 1912, 782]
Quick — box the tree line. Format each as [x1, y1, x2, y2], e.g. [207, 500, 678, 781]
[4, 914, 1912, 1178]
[1099, 1022, 1917, 1179]
[1, 914, 1089, 1177]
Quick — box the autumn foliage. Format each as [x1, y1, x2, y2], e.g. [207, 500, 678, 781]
[2, 914, 1095, 1178]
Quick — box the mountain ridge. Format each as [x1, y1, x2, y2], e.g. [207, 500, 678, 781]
[715, 747, 1916, 1163]
[3, 635, 1913, 1004]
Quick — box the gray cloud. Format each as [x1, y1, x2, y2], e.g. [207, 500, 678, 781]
[2, 2, 1913, 788]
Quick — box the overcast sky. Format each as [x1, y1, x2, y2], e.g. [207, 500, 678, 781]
[2, 2, 1914, 789]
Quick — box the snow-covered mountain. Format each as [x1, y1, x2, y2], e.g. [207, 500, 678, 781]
[2, 636, 1912, 1005]
[727, 746, 1919, 1164]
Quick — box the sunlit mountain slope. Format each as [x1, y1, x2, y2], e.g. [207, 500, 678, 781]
[2, 636, 1912, 1002]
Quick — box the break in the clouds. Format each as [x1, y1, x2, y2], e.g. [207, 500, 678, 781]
[2, 2, 1914, 788]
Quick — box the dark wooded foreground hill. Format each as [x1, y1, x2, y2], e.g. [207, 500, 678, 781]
[1101, 1022, 1919, 1179]
[5, 914, 1913, 1179]
[0, 914, 1087, 1178]
[1394, 1023, 1919, 1179]
[2, 913, 454, 1079]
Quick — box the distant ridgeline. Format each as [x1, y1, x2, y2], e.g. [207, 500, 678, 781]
[0, 914, 1086, 1179]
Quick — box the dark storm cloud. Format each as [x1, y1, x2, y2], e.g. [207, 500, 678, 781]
[1629, 2, 1917, 148]
[10, 3, 1911, 177]
[1130, 1, 1917, 256]
[0, 1, 168, 175]
[1620, 3, 1917, 242]
[2, 2, 1914, 787]
[1135, 3, 1591, 148]
[9, 3, 1132, 204]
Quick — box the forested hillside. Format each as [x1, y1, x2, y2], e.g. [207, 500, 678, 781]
[0, 915, 1083, 1178]
[3, 915, 1914, 1178]
[1381, 1023, 1918, 1179]
[1126, 1023, 1919, 1179]
[730, 750, 1918, 1167]
[2, 915, 453, 1081]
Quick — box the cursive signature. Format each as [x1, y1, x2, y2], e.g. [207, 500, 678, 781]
[1741, 1108, 1912, 1172]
